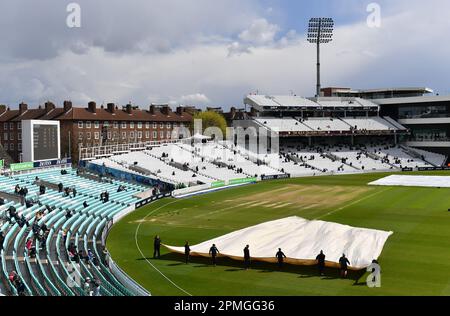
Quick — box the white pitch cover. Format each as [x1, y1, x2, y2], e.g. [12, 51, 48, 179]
[369, 175, 450, 188]
[165, 217, 393, 270]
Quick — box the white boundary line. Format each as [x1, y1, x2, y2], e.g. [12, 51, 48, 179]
[134, 199, 193, 296]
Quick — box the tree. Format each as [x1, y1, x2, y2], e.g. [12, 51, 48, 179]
[192, 111, 227, 138]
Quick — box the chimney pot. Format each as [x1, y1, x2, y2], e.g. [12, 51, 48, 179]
[107, 103, 116, 113]
[19, 102, 28, 114]
[126, 104, 132, 114]
[45, 101, 55, 113]
[63, 101, 73, 112]
[88, 101, 97, 113]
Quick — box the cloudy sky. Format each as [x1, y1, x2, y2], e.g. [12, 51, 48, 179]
[0, 0, 449, 110]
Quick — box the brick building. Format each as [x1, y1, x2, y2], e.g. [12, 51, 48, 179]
[0, 101, 194, 163]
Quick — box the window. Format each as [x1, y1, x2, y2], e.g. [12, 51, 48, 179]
[137, 131, 142, 139]
[145, 122, 150, 129]
[18, 143, 22, 151]
[86, 132, 91, 140]
[10, 123, 14, 130]
[160, 123, 164, 128]
[9, 133, 14, 141]
[137, 122, 143, 129]
[122, 132, 127, 139]
[145, 131, 150, 139]
[113, 132, 118, 140]
[153, 122, 157, 129]
[9, 143, 14, 151]
[78, 121, 83, 128]
[104, 121, 110, 127]
[130, 122, 135, 129]
[166, 131, 171, 139]
[78, 132, 83, 140]
[17, 123, 21, 130]
[4, 133, 8, 141]
[94, 132, 99, 140]
[113, 121, 118, 129]
[3, 124, 7, 131]
[94, 121, 99, 128]
[18, 133, 22, 141]
[86, 121, 91, 128]
[121, 122, 127, 129]
[107, 132, 112, 140]
[160, 131, 164, 138]
[166, 123, 171, 129]
[153, 131, 157, 139]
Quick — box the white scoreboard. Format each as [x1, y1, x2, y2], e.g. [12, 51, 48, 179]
[22, 120, 61, 162]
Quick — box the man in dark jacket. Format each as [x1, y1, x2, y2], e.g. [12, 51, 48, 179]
[153, 236, 161, 259]
[276, 248, 287, 268]
[339, 254, 351, 278]
[184, 241, 191, 264]
[243, 245, 251, 270]
[209, 244, 219, 266]
[316, 250, 326, 276]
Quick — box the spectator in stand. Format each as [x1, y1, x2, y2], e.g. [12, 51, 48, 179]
[26, 237, 36, 258]
[58, 183, 63, 193]
[0, 231, 4, 251]
[72, 187, 77, 198]
[62, 229, 68, 244]
[83, 201, 89, 208]
[14, 184, 20, 195]
[84, 277, 91, 296]
[18, 214, 29, 228]
[39, 185, 46, 195]
[92, 279, 101, 296]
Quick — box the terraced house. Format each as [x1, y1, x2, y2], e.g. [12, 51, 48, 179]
[0, 101, 194, 164]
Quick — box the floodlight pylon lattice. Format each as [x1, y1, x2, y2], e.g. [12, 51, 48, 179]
[307, 18, 334, 97]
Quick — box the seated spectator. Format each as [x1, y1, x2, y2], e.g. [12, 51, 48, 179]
[0, 231, 4, 251]
[72, 187, 77, 198]
[18, 215, 29, 228]
[83, 201, 89, 208]
[65, 209, 74, 219]
[39, 185, 46, 195]
[58, 183, 63, 193]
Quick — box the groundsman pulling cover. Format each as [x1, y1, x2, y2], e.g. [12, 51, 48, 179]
[165, 217, 393, 270]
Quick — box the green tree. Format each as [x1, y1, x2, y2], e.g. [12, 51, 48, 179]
[192, 111, 227, 138]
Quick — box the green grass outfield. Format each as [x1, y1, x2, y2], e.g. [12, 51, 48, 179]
[107, 171, 450, 296]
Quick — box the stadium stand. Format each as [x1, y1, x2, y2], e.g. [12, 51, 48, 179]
[0, 168, 147, 296]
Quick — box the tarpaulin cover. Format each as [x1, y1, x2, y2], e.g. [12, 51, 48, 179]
[165, 216, 393, 270]
[369, 175, 450, 188]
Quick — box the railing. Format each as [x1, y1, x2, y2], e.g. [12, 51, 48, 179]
[101, 193, 171, 296]
[79, 140, 183, 161]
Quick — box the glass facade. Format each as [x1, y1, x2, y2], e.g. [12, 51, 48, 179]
[399, 105, 449, 119]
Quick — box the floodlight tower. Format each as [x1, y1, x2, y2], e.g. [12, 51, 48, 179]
[307, 18, 334, 97]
